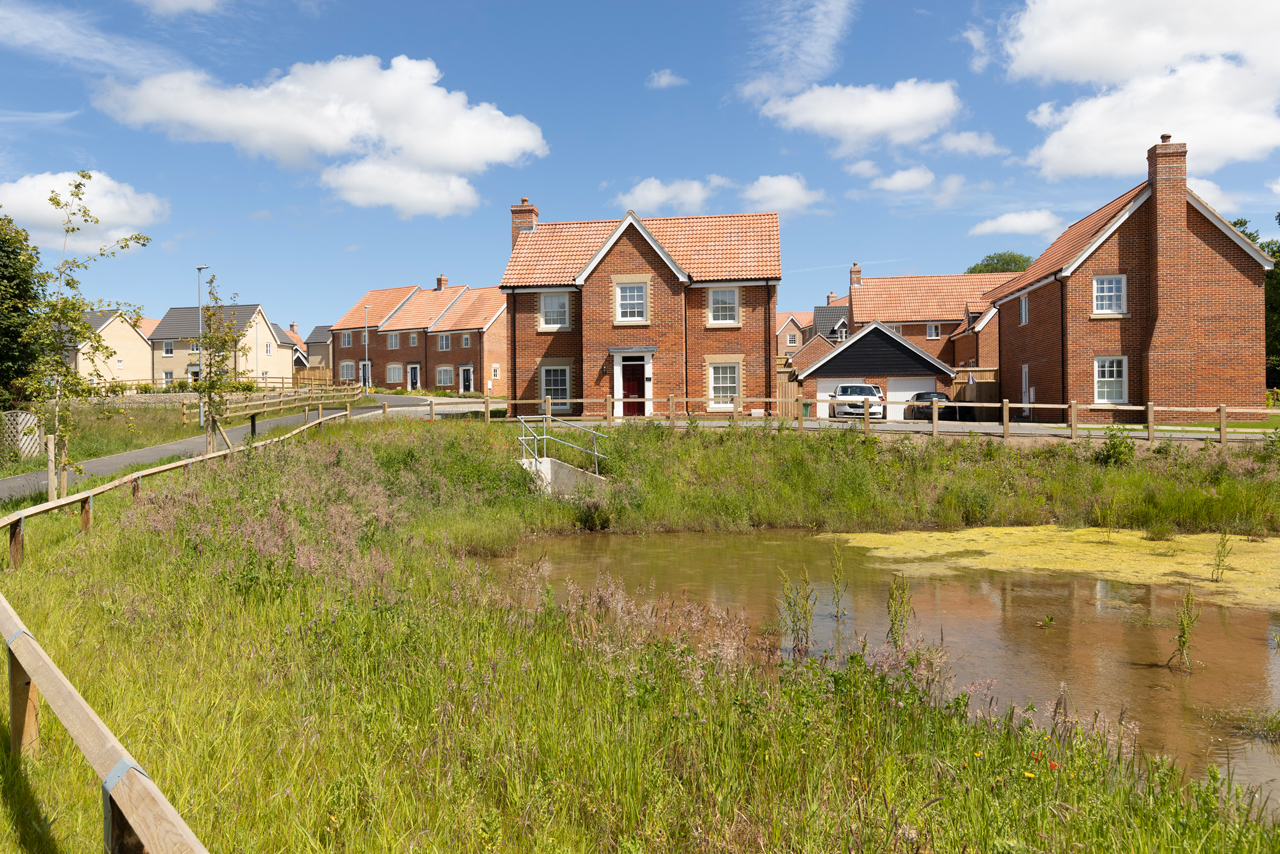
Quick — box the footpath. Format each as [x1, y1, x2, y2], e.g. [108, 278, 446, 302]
[0, 394, 477, 502]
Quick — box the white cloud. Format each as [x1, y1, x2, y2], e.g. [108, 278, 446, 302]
[1004, 0, 1280, 179]
[133, 0, 222, 13]
[742, 0, 860, 98]
[934, 174, 965, 207]
[0, 171, 168, 252]
[960, 24, 990, 73]
[613, 176, 729, 214]
[843, 159, 879, 178]
[760, 78, 961, 157]
[1270, 177, 1280, 196]
[937, 130, 1008, 157]
[870, 166, 934, 192]
[1186, 177, 1241, 214]
[0, 0, 181, 77]
[646, 69, 687, 89]
[740, 173, 825, 214]
[969, 209, 1064, 240]
[95, 55, 548, 218]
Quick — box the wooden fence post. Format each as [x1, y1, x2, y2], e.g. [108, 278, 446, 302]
[8, 646, 38, 758]
[1219, 404, 1228, 445]
[932, 398, 939, 438]
[1146, 402, 1155, 443]
[863, 399, 870, 436]
[732, 395, 740, 427]
[80, 495, 92, 533]
[1069, 401, 1078, 441]
[345, 403, 351, 422]
[8, 518, 22, 570]
[605, 396, 613, 427]
[131, 477, 140, 503]
[382, 402, 388, 417]
[484, 397, 491, 424]
[429, 399, 435, 422]
[181, 401, 188, 426]
[543, 398, 551, 452]
[1001, 399, 1010, 440]
[796, 395, 804, 431]
[668, 394, 676, 428]
[46, 436, 55, 503]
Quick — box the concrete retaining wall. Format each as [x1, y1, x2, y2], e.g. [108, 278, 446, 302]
[518, 457, 607, 497]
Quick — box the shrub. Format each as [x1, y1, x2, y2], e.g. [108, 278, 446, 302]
[1093, 427, 1135, 467]
[136, 383, 155, 395]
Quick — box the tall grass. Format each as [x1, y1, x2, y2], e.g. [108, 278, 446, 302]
[0, 420, 1276, 850]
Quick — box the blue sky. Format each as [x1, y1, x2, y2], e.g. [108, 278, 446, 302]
[1, 0, 1278, 333]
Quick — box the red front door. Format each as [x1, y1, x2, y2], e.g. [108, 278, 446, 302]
[622, 362, 644, 416]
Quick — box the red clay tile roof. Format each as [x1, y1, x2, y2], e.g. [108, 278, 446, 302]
[284, 327, 306, 350]
[332, 286, 419, 331]
[837, 273, 1017, 323]
[777, 311, 814, 330]
[983, 183, 1148, 304]
[381, 286, 467, 332]
[500, 212, 781, 288]
[137, 318, 160, 339]
[434, 287, 506, 332]
[789, 335, 834, 375]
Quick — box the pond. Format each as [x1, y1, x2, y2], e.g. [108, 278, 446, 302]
[501, 529, 1280, 793]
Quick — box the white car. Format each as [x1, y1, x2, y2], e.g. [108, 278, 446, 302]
[831, 384, 885, 419]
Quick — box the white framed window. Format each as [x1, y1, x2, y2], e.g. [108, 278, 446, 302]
[1094, 357, 1128, 403]
[1094, 275, 1127, 314]
[409, 333, 418, 346]
[786, 333, 797, 346]
[926, 324, 941, 340]
[1019, 295, 1029, 326]
[887, 324, 903, 336]
[261, 371, 268, 381]
[361, 331, 367, 345]
[436, 366, 454, 386]
[461, 333, 471, 348]
[189, 341, 200, 353]
[541, 366, 570, 410]
[341, 331, 352, 348]
[387, 364, 403, 384]
[162, 341, 173, 357]
[387, 333, 399, 350]
[265, 341, 272, 356]
[492, 363, 500, 379]
[339, 361, 356, 381]
[540, 293, 570, 330]
[709, 363, 739, 409]
[616, 283, 647, 322]
[116, 359, 124, 370]
[709, 288, 740, 325]
[438, 334, 451, 351]
[163, 371, 173, 385]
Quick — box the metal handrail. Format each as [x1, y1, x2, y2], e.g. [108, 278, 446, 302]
[516, 414, 607, 475]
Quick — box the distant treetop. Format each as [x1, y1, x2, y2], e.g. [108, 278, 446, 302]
[966, 251, 1032, 274]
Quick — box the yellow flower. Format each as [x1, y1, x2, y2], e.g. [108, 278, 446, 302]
[1024, 772, 1036, 779]
[974, 751, 982, 757]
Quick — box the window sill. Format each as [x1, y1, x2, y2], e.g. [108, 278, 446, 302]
[1093, 400, 1129, 406]
[707, 322, 742, 330]
[538, 326, 572, 333]
[1090, 312, 1130, 320]
[707, 404, 735, 412]
[613, 320, 650, 327]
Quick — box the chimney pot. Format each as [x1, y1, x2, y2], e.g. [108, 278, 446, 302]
[521, 197, 528, 204]
[436, 275, 447, 291]
[1160, 133, 1172, 143]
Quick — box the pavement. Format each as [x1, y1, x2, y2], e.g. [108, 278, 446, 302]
[0, 394, 488, 502]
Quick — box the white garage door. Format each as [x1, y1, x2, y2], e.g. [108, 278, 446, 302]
[886, 376, 936, 421]
[814, 377, 864, 419]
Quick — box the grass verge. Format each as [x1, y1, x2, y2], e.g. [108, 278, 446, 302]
[0, 420, 1275, 850]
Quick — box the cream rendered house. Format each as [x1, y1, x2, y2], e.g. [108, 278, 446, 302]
[72, 310, 156, 384]
[150, 303, 294, 386]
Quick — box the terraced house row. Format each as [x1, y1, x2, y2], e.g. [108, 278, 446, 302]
[329, 277, 508, 393]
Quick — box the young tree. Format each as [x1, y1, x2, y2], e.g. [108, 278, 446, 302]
[1231, 216, 1280, 387]
[197, 276, 251, 453]
[965, 251, 1032, 274]
[0, 212, 41, 409]
[15, 172, 150, 487]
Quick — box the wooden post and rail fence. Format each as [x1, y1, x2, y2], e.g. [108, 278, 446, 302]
[181, 386, 363, 428]
[1, 406, 357, 853]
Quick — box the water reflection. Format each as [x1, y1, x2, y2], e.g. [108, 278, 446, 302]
[502, 530, 1280, 791]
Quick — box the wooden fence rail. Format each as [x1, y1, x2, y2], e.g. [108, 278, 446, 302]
[181, 386, 363, 426]
[0, 406, 354, 853]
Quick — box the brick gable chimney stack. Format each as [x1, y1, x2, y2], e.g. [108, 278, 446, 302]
[436, 275, 447, 292]
[511, 197, 539, 250]
[848, 262, 862, 327]
[289, 322, 297, 334]
[1146, 133, 1189, 404]
[826, 291, 837, 305]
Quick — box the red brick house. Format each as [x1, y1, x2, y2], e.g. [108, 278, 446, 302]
[830, 266, 1015, 366]
[330, 285, 418, 386]
[499, 200, 781, 416]
[427, 286, 508, 394]
[985, 136, 1275, 421]
[777, 311, 813, 357]
[949, 304, 999, 368]
[378, 278, 468, 390]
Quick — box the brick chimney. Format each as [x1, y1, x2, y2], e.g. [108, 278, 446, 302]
[826, 291, 837, 305]
[289, 321, 297, 334]
[1146, 133, 1189, 404]
[435, 275, 447, 292]
[849, 262, 861, 288]
[511, 197, 539, 250]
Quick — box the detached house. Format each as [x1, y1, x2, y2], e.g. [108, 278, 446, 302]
[72, 310, 156, 385]
[150, 304, 293, 386]
[777, 311, 813, 357]
[986, 136, 1274, 421]
[499, 199, 781, 416]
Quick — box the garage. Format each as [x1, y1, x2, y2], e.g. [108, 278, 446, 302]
[886, 376, 937, 420]
[795, 321, 955, 421]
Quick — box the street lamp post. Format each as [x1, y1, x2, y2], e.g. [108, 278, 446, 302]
[196, 265, 210, 427]
[363, 306, 369, 389]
